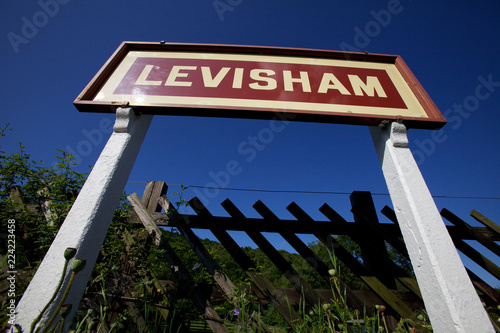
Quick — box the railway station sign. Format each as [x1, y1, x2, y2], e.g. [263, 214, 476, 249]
[74, 42, 446, 129]
[21, 41, 493, 333]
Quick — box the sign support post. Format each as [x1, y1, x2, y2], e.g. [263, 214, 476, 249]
[15, 107, 153, 331]
[370, 121, 494, 333]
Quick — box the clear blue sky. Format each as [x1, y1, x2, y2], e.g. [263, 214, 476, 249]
[1, 1, 500, 286]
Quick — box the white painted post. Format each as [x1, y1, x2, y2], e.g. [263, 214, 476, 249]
[15, 108, 153, 331]
[370, 122, 493, 333]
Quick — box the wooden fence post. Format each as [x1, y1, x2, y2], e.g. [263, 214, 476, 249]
[318, 204, 428, 332]
[350, 191, 396, 289]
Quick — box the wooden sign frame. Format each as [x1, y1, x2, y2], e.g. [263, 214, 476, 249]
[74, 42, 446, 129]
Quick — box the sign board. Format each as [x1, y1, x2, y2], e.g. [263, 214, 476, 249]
[74, 42, 446, 129]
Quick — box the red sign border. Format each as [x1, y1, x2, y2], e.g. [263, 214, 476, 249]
[74, 41, 446, 129]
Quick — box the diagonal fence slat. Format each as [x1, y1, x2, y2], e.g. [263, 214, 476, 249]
[440, 209, 500, 281]
[382, 205, 500, 306]
[128, 191, 231, 333]
[467, 269, 500, 304]
[221, 198, 322, 330]
[442, 208, 500, 257]
[452, 238, 500, 280]
[253, 200, 367, 311]
[288, 201, 416, 331]
[188, 196, 302, 331]
[317, 203, 429, 332]
[158, 195, 238, 303]
[322, 203, 423, 300]
[222, 199, 325, 309]
[471, 210, 500, 237]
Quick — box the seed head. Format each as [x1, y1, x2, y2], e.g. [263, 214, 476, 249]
[64, 247, 77, 261]
[60, 304, 72, 318]
[70, 258, 86, 273]
[88, 319, 98, 330]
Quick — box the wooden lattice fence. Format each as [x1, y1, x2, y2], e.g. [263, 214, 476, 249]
[122, 181, 500, 332]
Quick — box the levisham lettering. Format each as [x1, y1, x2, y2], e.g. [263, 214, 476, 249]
[134, 64, 388, 97]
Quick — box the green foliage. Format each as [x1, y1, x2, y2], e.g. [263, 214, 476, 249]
[0, 126, 93, 332]
[0, 128, 86, 268]
[288, 250, 430, 333]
